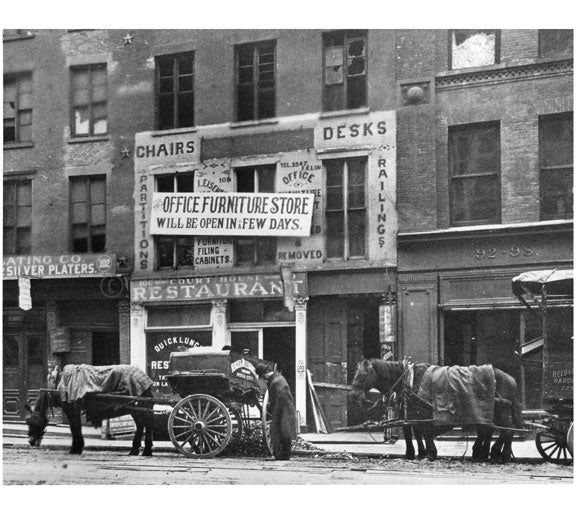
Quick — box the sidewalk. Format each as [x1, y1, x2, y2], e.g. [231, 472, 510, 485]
[3, 420, 545, 460]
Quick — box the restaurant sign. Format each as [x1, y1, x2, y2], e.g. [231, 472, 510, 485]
[3, 254, 116, 280]
[131, 273, 308, 303]
[150, 192, 314, 237]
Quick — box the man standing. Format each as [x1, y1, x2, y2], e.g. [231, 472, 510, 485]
[256, 364, 297, 460]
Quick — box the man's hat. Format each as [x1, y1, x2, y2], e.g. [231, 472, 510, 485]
[255, 364, 271, 377]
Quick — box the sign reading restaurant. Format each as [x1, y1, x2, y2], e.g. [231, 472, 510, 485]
[2, 254, 116, 279]
[131, 273, 308, 302]
[150, 192, 314, 237]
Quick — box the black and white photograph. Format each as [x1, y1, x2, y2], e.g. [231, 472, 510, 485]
[1, 1, 574, 510]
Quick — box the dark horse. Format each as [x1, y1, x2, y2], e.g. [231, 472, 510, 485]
[350, 359, 521, 463]
[25, 364, 155, 456]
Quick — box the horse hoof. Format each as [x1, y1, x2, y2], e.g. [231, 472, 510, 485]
[128, 449, 140, 456]
[142, 450, 153, 457]
[69, 449, 83, 455]
[406, 454, 416, 460]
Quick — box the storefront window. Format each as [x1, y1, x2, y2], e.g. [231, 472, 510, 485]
[147, 304, 211, 327]
[229, 300, 295, 323]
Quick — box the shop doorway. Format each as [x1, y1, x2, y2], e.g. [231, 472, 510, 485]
[2, 333, 45, 419]
[91, 332, 120, 366]
[263, 327, 295, 394]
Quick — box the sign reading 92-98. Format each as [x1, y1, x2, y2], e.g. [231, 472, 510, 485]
[150, 192, 315, 237]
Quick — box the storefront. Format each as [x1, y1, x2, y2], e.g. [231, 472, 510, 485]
[2, 253, 129, 418]
[398, 221, 573, 408]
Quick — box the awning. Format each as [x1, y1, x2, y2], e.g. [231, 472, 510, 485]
[512, 269, 573, 298]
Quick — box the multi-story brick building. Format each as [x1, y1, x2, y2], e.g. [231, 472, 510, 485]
[395, 29, 573, 409]
[3, 29, 572, 428]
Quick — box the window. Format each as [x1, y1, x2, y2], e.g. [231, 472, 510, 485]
[70, 176, 106, 252]
[235, 41, 276, 122]
[325, 157, 366, 259]
[3, 180, 32, 254]
[450, 30, 499, 70]
[235, 166, 276, 266]
[71, 64, 107, 137]
[156, 52, 194, 130]
[323, 31, 366, 112]
[156, 173, 195, 269]
[4, 74, 32, 144]
[539, 113, 573, 220]
[539, 30, 573, 58]
[449, 122, 501, 225]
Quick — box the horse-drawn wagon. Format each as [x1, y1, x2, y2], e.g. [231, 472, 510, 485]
[512, 269, 573, 463]
[26, 348, 275, 459]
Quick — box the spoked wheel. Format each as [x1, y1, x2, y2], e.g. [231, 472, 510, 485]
[168, 394, 232, 458]
[535, 429, 572, 463]
[567, 422, 573, 458]
[261, 390, 273, 456]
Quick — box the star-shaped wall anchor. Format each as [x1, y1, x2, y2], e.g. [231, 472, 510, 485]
[117, 256, 129, 268]
[123, 33, 134, 45]
[121, 147, 131, 159]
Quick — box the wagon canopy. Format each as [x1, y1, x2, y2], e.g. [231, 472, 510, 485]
[512, 269, 573, 298]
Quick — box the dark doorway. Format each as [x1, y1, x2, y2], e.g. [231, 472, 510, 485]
[263, 327, 295, 394]
[444, 312, 478, 366]
[2, 332, 45, 419]
[91, 332, 120, 366]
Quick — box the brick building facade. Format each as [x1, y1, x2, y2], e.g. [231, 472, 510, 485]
[3, 29, 572, 426]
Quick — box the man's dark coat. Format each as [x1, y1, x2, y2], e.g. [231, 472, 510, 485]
[266, 371, 297, 456]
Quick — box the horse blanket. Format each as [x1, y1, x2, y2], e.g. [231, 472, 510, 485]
[58, 364, 153, 402]
[418, 364, 495, 425]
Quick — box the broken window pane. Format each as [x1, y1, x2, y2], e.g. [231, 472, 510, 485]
[451, 30, 497, 69]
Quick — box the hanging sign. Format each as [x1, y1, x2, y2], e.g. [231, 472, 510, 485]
[150, 192, 314, 237]
[18, 275, 32, 310]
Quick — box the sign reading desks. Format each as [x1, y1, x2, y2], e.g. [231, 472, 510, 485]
[18, 275, 32, 310]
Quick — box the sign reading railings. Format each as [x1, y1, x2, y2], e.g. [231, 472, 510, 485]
[150, 192, 314, 237]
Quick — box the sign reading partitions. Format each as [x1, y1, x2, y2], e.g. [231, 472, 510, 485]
[3, 254, 116, 280]
[150, 193, 314, 237]
[18, 275, 32, 310]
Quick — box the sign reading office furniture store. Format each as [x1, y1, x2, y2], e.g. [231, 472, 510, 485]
[131, 273, 308, 302]
[150, 193, 314, 237]
[3, 254, 116, 279]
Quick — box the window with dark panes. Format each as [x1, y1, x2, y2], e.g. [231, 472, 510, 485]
[156, 52, 194, 130]
[325, 157, 366, 259]
[71, 64, 107, 137]
[323, 31, 367, 112]
[539, 30, 573, 58]
[449, 122, 501, 225]
[539, 113, 573, 220]
[235, 41, 276, 122]
[3, 180, 32, 255]
[156, 173, 195, 269]
[450, 30, 499, 70]
[70, 176, 106, 252]
[3, 74, 32, 144]
[235, 166, 276, 266]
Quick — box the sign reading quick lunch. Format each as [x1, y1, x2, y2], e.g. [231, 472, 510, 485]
[150, 192, 314, 237]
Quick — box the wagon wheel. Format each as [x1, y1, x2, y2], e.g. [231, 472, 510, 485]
[168, 394, 232, 458]
[261, 390, 273, 456]
[535, 429, 572, 463]
[567, 422, 573, 458]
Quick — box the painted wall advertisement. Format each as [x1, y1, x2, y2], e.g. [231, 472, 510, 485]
[3, 253, 116, 279]
[146, 331, 211, 393]
[150, 192, 314, 237]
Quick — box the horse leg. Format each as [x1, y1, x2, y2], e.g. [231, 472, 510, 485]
[413, 426, 427, 459]
[142, 411, 154, 457]
[403, 426, 416, 460]
[64, 402, 84, 454]
[129, 415, 144, 456]
[490, 432, 505, 463]
[423, 428, 437, 461]
[472, 426, 492, 462]
[499, 430, 514, 464]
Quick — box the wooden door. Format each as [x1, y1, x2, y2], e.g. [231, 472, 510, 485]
[308, 299, 348, 430]
[2, 333, 45, 418]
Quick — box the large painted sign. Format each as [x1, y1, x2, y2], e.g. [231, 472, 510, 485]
[134, 132, 201, 168]
[131, 272, 308, 303]
[150, 193, 314, 237]
[3, 254, 116, 279]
